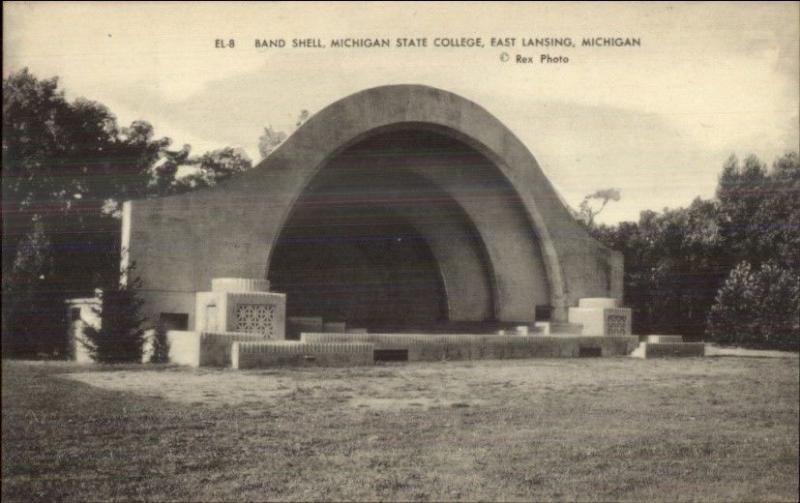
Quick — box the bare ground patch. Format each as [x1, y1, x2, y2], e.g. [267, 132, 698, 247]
[62, 357, 757, 411]
[3, 357, 798, 502]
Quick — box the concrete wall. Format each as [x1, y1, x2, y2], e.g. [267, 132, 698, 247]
[301, 333, 638, 361]
[231, 341, 375, 369]
[166, 330, 265, 367]
[639, 342, 705, 358]
[65, 299, 101, 364]
[125, 85, 623, 325]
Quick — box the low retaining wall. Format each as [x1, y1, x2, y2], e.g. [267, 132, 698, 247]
[639, 342, 705, 358]
[646, 335, 685, 344]
[300, 333, 638, 361]
[169, 331, 639, 368]
[231, 341, 375, 369]
[167, 330, 266, 367]
[199, 332, 266, 366]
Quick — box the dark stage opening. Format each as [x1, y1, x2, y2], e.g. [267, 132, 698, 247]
[268, 129, 500, 332]
[269, 203, 447, 331]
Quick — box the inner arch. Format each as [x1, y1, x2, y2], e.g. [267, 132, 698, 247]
[268, 128, 551, 331]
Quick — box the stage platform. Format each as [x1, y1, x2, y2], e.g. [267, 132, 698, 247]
[169, 330, 640, 368]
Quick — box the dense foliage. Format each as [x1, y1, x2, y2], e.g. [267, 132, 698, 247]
[707, 262, 799, 351]
[2, 69, 251, 356]
[589, 153, 799, 349]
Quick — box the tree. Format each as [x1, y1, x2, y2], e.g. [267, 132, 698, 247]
[257, 125, 287, 159]
[82, 271, 147, 363]
[2, 70, 163, 353]
[585, 152, 799, 344]
[2, 68, 237, 355]
[256, 110, 312, 160]
[594, 199, 727, 337]
[295, 109, 310, 128]
[1, 217, 64, 355]
[717, 153, 800, 269]
[174, 147, 252, 191]
[578, 188, 621, 226]
[707, 261, 799, 351]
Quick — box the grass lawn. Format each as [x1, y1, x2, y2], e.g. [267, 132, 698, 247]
[2, 356, 798, 502]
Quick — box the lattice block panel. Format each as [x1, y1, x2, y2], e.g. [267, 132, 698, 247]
[603, 308, 632, 336]
[234, 303, 277, 337]
[606, 315, 627, 336]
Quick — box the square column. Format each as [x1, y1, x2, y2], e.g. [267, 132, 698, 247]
[195, 278, 286, 340]
[567, 297, 632, 336]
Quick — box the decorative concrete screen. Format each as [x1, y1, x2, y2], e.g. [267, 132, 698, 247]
[605, 313, 629, 336]
[234, 304, 276, 337]
[194, 278, 286, 339]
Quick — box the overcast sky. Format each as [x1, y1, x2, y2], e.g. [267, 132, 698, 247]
[4, 2, 798, 224]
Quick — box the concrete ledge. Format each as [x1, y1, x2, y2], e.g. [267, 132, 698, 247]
[578, 298, 619, 309]
[632, 342, 705, 358]
[322, 322, 347, 333]
[300, 333, 638, 361]
[168, 330, 271, 368]
[548, 322, 583, 335]
[211, 277, 270, 293]
[646, 335, 684, 344]
[286, 316, 324, 340]
[567, 307, 631, 336]
[198, 331, 265, 367]
[231, 341, 375, 369]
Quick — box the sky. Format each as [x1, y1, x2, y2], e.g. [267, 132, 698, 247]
[4, 1, 799, 224]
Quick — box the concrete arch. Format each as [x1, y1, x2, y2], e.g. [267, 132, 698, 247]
[125, 85, 623, 327]
[244, 86, 568, 318]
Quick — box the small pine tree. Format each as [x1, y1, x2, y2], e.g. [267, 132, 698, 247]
[707, 261, 800, 351]
[83, 274, 147, 363]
